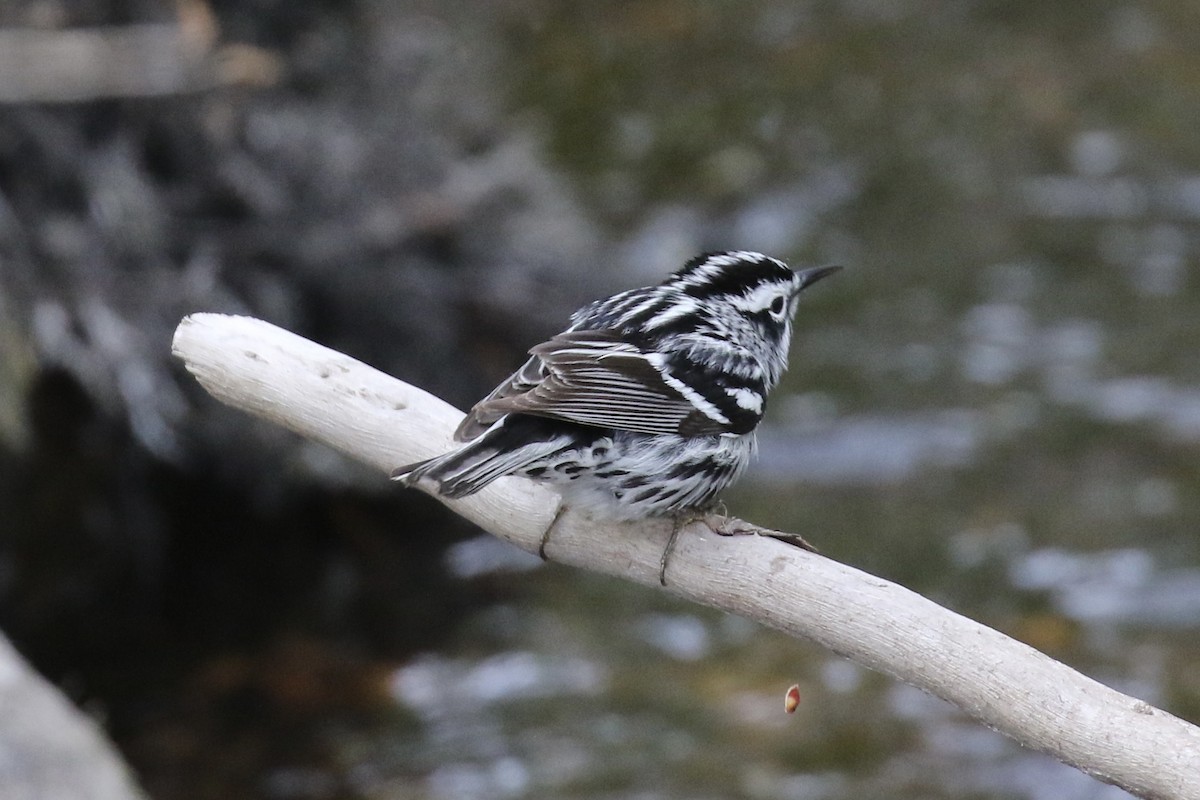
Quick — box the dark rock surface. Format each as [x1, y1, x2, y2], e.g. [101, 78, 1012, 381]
[0, 2, 599, 797]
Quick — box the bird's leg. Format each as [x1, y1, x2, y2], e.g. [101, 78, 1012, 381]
[658, 504, 820, 585]
[538, 502, 569, 561]
[658, 515, 688, 587]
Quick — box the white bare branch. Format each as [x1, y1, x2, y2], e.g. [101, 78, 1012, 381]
[171, 312, 1200, 800]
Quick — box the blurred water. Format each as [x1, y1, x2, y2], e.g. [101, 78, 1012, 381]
[365, 2, 1200, 798]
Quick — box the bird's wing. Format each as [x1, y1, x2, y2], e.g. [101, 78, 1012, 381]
[455, 330, 746, 440]
[453, 349, 548, 441]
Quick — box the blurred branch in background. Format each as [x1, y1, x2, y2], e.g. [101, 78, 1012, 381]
[0, 0, 280, 103]
[172, 312, 1200, 800]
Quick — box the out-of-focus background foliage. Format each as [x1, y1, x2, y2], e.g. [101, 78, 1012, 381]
[1, 1, 1198, 798]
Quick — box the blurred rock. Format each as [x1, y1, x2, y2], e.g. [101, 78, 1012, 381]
[0, 1, 602, 796]
[0, 633, 146, 800]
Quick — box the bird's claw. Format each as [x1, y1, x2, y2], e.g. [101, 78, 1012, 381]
[704, 514, 819, 553]
[658, 512, 819, 588]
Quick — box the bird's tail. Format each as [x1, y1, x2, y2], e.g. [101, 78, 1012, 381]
[391, 443, 517, 498]
[391, 417, 575, 498]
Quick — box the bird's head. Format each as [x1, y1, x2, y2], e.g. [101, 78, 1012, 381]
[666, 251, 840, 384]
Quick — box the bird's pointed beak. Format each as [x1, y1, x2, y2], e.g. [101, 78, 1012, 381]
[793, 264, 842, 294]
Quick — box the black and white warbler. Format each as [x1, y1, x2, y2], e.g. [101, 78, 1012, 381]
[392, 251, 839, 565]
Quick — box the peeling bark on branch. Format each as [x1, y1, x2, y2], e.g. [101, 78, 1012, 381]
[172, 312, 1200, 800]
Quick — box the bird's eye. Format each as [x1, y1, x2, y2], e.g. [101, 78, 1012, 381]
[769, 296, 786, 316]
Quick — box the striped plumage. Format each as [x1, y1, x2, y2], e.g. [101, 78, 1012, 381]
[392, 251, 839, 519]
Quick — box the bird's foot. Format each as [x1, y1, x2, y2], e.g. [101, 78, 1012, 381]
[702, 513, 819, 553]
[658, 510, 819, 587]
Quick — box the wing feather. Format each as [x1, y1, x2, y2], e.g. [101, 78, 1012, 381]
[456, 330, 735, 439]
[453, 353, 546, 441]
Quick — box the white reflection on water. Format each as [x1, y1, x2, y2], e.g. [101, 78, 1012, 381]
[820, 659, 864, 694]
[756, 299, 1200, 487]
[885, 683, 1137, 800]
[1023, 170, 1200, 229]
[1086, 377, 1200, 440]
[634, 613, 712, 661]
[391, 651, 607, 720]
[427, 757, 531, 800]
[753, 410, 980, 485]
[1011, 547, 1200, 628]
[961, 302, 1033, 385]
[445, 535, 543, 579]
[952, 751, 1136, 800]
[1038, 319, 1106, 405]
[1021, 176, 1149, 219]
[388, 652, 611, 798]
[742, 769, 848, 800]
[1070, 130, 1124, 178]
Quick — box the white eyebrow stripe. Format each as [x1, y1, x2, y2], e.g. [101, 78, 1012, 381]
[731, 281, 794, 313]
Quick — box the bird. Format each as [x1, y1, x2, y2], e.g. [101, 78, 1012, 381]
[392, 250, 839, 580]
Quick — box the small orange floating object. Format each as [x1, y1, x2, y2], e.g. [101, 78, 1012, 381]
[784, 684, 801, 714]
